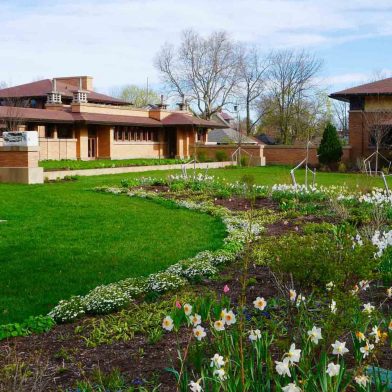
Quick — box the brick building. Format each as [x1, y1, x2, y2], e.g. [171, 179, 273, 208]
[330, 77, 392, 162]
[0, 76, 222, 161]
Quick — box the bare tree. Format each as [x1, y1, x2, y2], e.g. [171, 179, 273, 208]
[332, 99, 348, 132]
[239, 47, 269, 134]
[111, 84, 160, 107]
[1, 97, 30, 132]
[155, 30, 242, 119]
[265, 49, 323, 144]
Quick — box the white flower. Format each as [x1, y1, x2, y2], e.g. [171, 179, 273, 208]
[253, 296, 267, 311]
[359, 280, 370, 291]
[296, 294, 305, 306]
[355, 331, 366, 342]
[282, 383, 301, 392]
[210, 353, 225, 368]
[289, 289, 297, 302]
[331, 340, 349, 356]
[286, 343, 301, 363]
[162, 316, 174, 331]
[326, 362, 340, 377]
[307, 326, 322, 344]
[213, 319, 225, 331]
[363, 303, 375, 314]
[222, 309, 236, 325]
[326, 281, 335, 291]
[360, 342, 374, 358]
[183, 303, 192, 316]
[189, 379, 203, 392]
[369, 326, 381, 343]
[213, 368, 226, 381]
[355, 375, 370, 387]
[249, 329, 261, 342]
[330, 300, 337, 314]
[190, 314, 202, 326]
[275, 357, 291, 377]
[387, 287, 392, 298]
[193, 325, 206, 341]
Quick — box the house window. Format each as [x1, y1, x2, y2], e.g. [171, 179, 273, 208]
[58, 127, 74, 139]
[196, 129, 205, 143]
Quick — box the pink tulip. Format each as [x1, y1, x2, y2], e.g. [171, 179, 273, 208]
[223, 285, 230, 293]
[175, 301, 182, 309]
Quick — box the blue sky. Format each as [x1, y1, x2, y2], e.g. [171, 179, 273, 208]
[2, 0, 392, 95]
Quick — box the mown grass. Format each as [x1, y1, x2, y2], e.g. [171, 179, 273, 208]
[39, 158, 188, 171]
[0, 180, 226, 324]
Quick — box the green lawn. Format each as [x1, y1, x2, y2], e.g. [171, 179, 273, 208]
[39, 158, 189, 171]
[0, 179, 226, 324]
[0, 165, 389, 324]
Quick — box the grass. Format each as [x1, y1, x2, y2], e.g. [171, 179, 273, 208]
[39, 158, 189, 171]
[0, 180, 226, 324]
[1, 165, 390, 324]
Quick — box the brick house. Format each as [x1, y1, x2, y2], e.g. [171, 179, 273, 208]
[330, 77, 392, 162]
[0, 76, 222, 161]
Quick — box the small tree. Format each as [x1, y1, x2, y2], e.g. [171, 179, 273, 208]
[317, 122, 343, 166]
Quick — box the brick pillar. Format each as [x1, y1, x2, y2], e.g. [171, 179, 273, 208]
[0, 146, 43, 184]
[349, 110, 365, 162]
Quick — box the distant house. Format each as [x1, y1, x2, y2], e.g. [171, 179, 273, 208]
[207, 111, 259, 145]
[0, 76, 223, 161]
[330, 77, 392, 161]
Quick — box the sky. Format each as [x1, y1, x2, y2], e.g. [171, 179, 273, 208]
[2, 0, 392, 97]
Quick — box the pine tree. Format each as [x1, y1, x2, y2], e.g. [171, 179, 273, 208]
[317, 122, 343, 166]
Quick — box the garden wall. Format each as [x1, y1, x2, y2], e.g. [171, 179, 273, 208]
[263, 145, 352, 166]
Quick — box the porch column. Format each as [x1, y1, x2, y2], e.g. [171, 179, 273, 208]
[77, 125, 89, 160]
[176, 128, 184, 159]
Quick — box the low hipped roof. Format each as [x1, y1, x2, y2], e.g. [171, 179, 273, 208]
[208, 128, 259, 144]
[0, 106, 223, 128]
[0, 79, 128, 105]
[330, 77, 392, 101]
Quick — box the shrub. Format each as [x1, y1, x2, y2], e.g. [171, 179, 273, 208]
[338, 162, 347, 173]
[49, 296, 85, 323]
[215, 150, 228, 162]
[317, 122, 343, 166]
[197, 151, 207, 162]
[82, 284, 131, 315]
[146, 272, 188, 293]
[116, 277, 148, 297]
[169, 258, 218, 281]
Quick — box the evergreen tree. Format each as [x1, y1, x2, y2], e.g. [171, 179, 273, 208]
[317, 122, 343, 165]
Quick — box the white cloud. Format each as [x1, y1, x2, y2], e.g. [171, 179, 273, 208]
[1, 0, 392, 91]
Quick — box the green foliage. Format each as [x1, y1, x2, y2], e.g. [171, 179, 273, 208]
[215, 150, 228, 162]
[378, 248, 392, 285]
[317, 122, 343, 166]
[197, 151, 207, 162]
[0, 315, 55, 340]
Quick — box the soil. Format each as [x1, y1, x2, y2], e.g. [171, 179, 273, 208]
[213, 196, 279, 211]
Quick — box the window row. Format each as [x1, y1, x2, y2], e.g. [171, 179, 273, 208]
[113, 127, 159, 142]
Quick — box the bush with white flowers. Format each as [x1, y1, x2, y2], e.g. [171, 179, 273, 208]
[48, 296, 85, 323]
[82, 284, 131, 315]
[146, 271, 188, 293]
[116, 277, 148, 297]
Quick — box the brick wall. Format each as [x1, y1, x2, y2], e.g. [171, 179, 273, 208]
[0, 147, 39, 168]
[263, 145, 351, 165]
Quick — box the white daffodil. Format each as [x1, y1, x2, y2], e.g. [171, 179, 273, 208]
[253, 296, 267, 311]
[355, 375, 370, 387]
[162, 316, 174, 331]
[190, 313, 202, 326]
[213, 368, 226, 381]
[296, 294, 305, 306]
[213, 319, 225, 332]
[210, 353, 225, 369]
[189, 379, 203, 392]
[326, 281, 335, 291]
[282, 383, 301, 392]
[326, 362, 340, 377]
[387, 287, 392, 298]
[286, 343, 301, 363]
[193, 325, 206, 341]
[289, 289, 297, 302]
[355, 331, 366, 342]
[307, 326, 322, 344]
[360, 342, 374, 358]
[331, 340, 349, 356]
[370, 325, 381, 343]
[363, 303, 375, 314]
[330, 299, 337, 314]
[275, 357, 291, 377]
[223, 310, 236, 326]
[183, 303, 192, 316]
[249, 329, 261, 342]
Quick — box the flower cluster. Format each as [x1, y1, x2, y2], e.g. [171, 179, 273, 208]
[48, 296, 85, 323]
